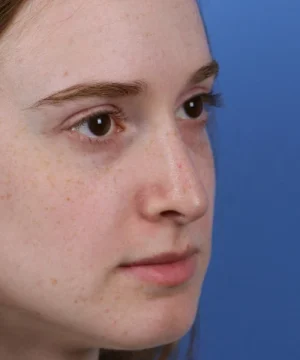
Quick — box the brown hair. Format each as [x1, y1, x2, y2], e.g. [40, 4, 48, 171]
[0, 1, 198, 359]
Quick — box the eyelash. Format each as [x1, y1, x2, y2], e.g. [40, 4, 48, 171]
[69, 108, 127, 148]
[201, 91, 221, 108]
[68, 91, 221, 147]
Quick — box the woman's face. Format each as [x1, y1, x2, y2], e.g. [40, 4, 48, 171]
[0, 0, 216, 352]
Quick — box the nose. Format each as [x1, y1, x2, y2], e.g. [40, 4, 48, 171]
[137, 128, 212, 226]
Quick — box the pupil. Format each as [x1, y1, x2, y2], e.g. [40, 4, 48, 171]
[88, 114, 111, 136]
[184, 96, 203, 118]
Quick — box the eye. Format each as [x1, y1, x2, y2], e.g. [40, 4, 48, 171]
[176, 95, 204, 120]
[71, 110, 124, 141]
[176, 92, 220, 121]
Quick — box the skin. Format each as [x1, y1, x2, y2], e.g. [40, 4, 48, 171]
[0, 0, 216, 359]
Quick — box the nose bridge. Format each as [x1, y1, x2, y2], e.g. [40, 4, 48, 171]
[157, 127, 202, 199]
[138, 122, 209, 224]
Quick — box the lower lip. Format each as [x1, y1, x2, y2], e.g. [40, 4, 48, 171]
[119, 254, 198, 287]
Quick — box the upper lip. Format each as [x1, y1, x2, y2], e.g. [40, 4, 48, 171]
[120, 247, 199, 267]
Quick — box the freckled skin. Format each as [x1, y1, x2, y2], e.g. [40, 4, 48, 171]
[0, 1, 215, 359]
[51, 279, 58, 286]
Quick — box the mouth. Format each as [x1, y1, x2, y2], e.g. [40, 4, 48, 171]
[120, 247, 199, 266]
[119, 247, 199, 287]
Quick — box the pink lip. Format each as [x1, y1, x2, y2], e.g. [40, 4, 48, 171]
[119, 248, 199, 286]
[121, 247, 198, 266]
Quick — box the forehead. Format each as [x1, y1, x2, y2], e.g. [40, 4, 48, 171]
[3, 0, 211, 103]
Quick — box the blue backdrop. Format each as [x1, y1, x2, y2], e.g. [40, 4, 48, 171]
[178, 1, 300, 359]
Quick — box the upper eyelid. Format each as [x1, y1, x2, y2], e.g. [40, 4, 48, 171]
[73, 90, 214, 121]
[75, 92, 216, 127]
[55, 86, 216, 131]
[77, 107, 121, 123]
[77, 90, 213, 117]
[58, 103, 122, 129]
[176, 86, 215, 108]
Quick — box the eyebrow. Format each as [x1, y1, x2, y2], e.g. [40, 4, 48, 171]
[188, 59, 219, 85]
[30, 59, 219, 109]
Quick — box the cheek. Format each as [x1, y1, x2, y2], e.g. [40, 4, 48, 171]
[0, 144, 128, 286]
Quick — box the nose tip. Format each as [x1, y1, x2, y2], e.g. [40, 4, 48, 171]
[138, 176, 209, 226]
[162, 181, 209, 224]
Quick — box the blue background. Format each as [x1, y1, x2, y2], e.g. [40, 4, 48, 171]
[179, 0, 300, 359]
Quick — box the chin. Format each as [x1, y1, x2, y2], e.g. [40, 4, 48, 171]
[99, 291, 200, 351]
[108, 315, 196, 351]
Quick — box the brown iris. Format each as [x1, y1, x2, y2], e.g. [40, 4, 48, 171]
[183, 95, 203, 118]
[87, 113, 112, 136]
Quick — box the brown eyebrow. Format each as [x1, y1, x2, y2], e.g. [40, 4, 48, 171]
[30, 59, 219, 109]
[188, 59, 219, 85]
[31, 81, 147, 109]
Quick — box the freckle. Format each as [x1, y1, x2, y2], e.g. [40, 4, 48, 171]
[46, 175, 55, 188]
[63, 71, 69, 77]
[66, 197, 70, 201]
[51, 278, 58, 286]
[150, 139, 155, 146]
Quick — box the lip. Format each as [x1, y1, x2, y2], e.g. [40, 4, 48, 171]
[119, 247, 199, 287]
[120, 247, 199, 267]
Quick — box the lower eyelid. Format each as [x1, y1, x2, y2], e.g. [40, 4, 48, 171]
[64, 115, 127, 151]
[65, 128, 118, 150]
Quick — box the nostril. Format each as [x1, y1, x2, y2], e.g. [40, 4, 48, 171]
[161, 210, 181, 218]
